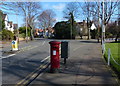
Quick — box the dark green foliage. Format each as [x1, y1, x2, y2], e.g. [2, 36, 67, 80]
[54, 21, 71, 39]
[2, 29, 14, 40]
[54, 21, 77, 39]
[19, 26, 31, 38]
[90, 29, 97, 39]
[106, 22, 120, 42]
[0, 10, 5, 31]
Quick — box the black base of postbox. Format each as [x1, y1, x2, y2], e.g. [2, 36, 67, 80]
[50, 68, 59, 73]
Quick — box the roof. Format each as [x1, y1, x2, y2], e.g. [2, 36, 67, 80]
[9, 21, 13, 26]
[13, 24, 18, 29]
[2, 14, 7, 20]
[39, 29, 43, 32]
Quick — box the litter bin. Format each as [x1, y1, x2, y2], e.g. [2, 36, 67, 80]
[61, 41, 69, 64]
[49, 41, 61, 73]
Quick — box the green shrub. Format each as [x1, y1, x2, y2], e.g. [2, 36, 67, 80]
[19, 27, 30, 37]
[19, 33, 26, 38]
[2, 29, 14, 40]
[54, 21, 77, 39]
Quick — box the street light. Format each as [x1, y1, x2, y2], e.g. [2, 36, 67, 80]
[25, 12, 28, 43]
[102, 1, 105, 54]
[16, 8, 19, 43]
[69, 12, 73, 39]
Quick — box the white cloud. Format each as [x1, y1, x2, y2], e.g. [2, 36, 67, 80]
[55, 17, 67, 22]
[52, 3, 65, 11]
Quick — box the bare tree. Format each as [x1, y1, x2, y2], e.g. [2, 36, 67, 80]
[80, 1, 119, 40]
[2, 2, 42, 41]
[63, 2, 79, 19]
[92, 1, 119, 26]
[37, 9, 56, 29]
[80, 2, 96, 39]
[63, 2, 80, 39]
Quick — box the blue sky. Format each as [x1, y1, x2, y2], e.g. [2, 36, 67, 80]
[2, 2, 119, 28]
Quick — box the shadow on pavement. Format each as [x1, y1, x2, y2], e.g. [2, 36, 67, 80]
[79, 40, 98, 43]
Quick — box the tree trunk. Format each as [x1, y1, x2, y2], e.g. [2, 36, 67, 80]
[115, 34, 118, 42]
[30, 29, 33, 40]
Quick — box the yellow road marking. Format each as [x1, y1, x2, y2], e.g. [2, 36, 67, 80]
[16, 60, 49, 86]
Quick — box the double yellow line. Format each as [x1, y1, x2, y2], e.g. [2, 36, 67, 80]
[16, 60, 50, 86]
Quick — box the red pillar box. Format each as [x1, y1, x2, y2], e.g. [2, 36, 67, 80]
[49, 41, 61, 73]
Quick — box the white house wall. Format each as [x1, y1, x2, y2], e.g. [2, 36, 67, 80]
[4, 15, 14, 33]
[4, 16, 10, 30]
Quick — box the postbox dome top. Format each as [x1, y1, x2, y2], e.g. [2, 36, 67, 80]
[49, 41, 61, 44]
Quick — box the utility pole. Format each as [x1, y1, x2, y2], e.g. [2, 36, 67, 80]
[16, 8, 19, 43]
[25, 13, 28, 43]
[69, 12, 73, 39]
[102, 1, 105, 54]
[87, 3, 90, 40]
[97, 1, 100, 43]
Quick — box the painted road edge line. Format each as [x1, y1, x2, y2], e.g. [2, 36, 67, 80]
[0, 54, 16, 59]
[42, 41, 45, 45]
[41, 56, 50, 62]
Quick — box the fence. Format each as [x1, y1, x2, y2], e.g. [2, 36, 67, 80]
[107, 48, 120, 66]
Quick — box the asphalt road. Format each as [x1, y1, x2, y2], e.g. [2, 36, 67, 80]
[2, 39, 51, 85]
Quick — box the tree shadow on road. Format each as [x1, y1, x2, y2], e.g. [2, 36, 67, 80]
[2, 51, 49, 85]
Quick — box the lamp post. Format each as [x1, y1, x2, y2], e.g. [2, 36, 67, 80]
[97, 1, 100, 43]
[102, 1, 105, 54]
[16, 8, 19, 43]
[25, 12, 28, 43]
[69, 12, 73, 39]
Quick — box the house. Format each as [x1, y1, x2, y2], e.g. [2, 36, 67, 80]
[34, 28, 39, 37]
[3, 14, 10, 30]
[2, 14, 14, 32]
[76, 20, 96, 39]
[13, 24, 18, 30]
[45, 27, 55, 38]
[9, 21, 14, 32]
[34, 27, 55, 38]
[76, 20, 88, 36]
[90, 22, 97, 30]
[34, 28, 44, 38]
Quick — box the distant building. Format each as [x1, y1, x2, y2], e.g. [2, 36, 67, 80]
[9, 21, 14, 32]
[13, 24, 18, 30]
[76, 20, 96, 39]
[34, 27, 55, 38]
[34, 28, 44, 38]
[2, 14, 14, 32]
[45, 27, 55, 38]
[90, 23, 97, 30]
[76, 20, 88, 36]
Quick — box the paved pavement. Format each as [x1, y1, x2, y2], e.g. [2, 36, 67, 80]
[30, 40, 119, 86]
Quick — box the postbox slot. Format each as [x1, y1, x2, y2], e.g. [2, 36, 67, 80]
[52, 46, 57, 48]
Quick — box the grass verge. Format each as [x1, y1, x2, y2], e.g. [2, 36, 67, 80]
[104, 42, 120, 79]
